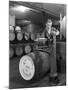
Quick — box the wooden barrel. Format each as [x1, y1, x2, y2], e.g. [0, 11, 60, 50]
[17, 32, 23, 41]
[15, 26, 21, 32]
[31, 33, 35, 40]
[9, 31, 15, 41]
[9, 25, 15, 41]
[19, 51, 49, 81]
[9, 26, 14, 31]
[25, 45, 31, 54]
[24, 32, 29, 40]
[15, 46, 23, 56]
[15, 26, 22, 42]
[9, 47, 14, 58]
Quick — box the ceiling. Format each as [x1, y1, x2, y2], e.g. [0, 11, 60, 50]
[9, 1, 66, 25]
[27, 2, 66, 17]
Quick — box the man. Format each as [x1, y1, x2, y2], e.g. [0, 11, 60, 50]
[44, 19, 59, 85]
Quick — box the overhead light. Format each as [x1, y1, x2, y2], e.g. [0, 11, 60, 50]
[12, 5, 30, 12]
[22, 20, 31, 23]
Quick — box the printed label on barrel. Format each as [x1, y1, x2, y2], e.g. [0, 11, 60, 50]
[17, 32, 23, 41]
[9, 32, 15, 41]
[19, 56, 35, 80]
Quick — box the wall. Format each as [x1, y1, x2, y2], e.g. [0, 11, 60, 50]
[9, 15, 15, 26]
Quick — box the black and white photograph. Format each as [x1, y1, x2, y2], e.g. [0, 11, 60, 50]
[9, 0, 66, 89]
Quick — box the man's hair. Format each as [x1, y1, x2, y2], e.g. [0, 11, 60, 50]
[46, 19, 52, 24]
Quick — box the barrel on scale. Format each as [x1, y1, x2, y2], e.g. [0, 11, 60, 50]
[9, 26, 15, 42]
[19, 51, 49, 82]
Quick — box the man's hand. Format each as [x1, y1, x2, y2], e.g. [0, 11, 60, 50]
[51, 27, 59, 36]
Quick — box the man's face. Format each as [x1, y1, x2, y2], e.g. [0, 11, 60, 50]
[46, 22, 52, 30]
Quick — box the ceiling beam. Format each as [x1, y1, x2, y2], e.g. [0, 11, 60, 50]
[9, 1, 59, 20]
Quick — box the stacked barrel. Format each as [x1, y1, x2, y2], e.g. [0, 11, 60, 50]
[9, 25, 36, 59]
[9, 26, 15, 58]
[9, 25, 49, 59]
[15, 26, 23, 56]
[24, 32, 29, 41]
[15, 26, 23, 43]
[9, 26, 15, 43]
[9, 45, 15, 58]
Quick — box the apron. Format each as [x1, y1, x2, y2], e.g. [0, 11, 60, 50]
[44, 27, 58, 77]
